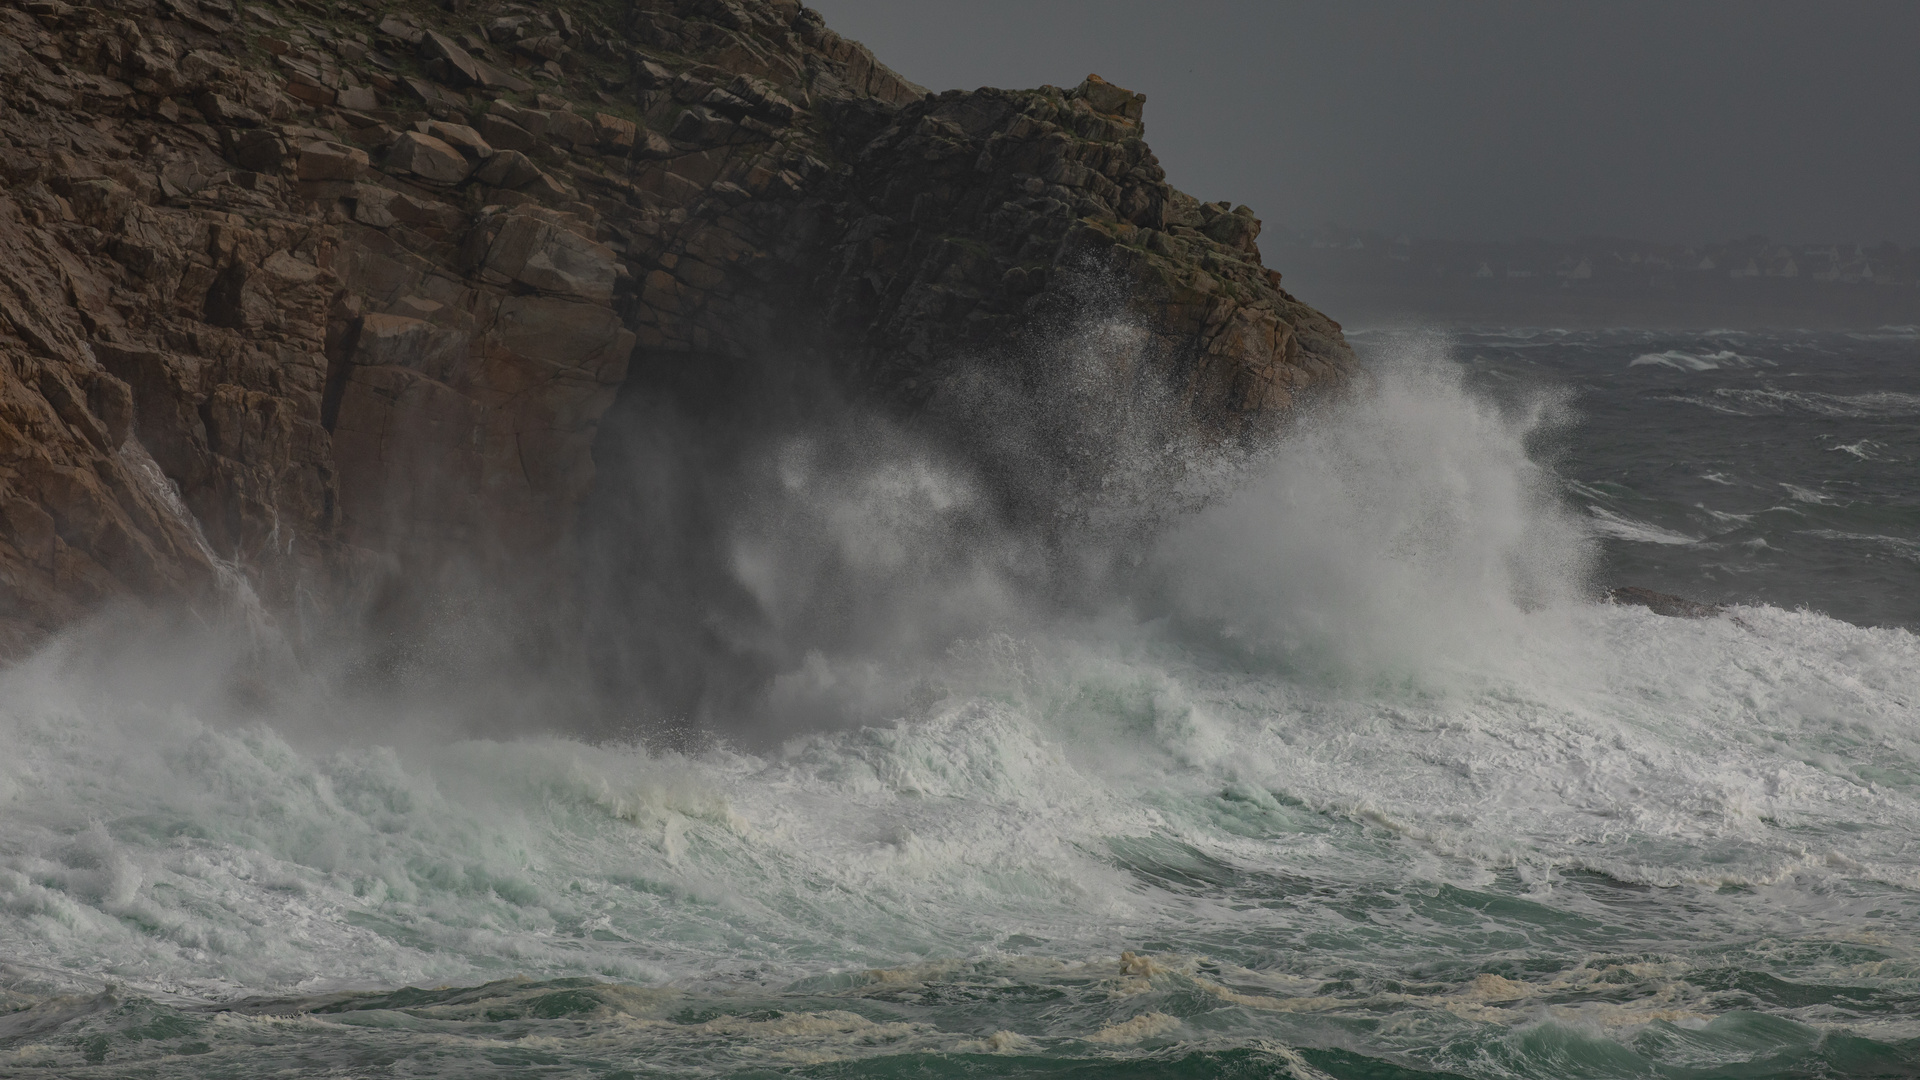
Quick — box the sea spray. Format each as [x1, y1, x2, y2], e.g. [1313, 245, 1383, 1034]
[1145, 335, 1592, 682]
[3, 334, 1918, 1078]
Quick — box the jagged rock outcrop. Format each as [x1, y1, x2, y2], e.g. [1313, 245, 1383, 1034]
[0, 0, 1353, 648]
[811, 76, 1349, 424]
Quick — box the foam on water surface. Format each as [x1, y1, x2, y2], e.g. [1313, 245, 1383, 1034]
[2, 334, 1918, 1078]
[3, 601, 1917, 1077]
[1629, 349, 1771, 371]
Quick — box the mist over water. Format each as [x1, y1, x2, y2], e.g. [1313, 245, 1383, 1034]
[3, 329, 1918, 1078]
[1147, 341, 1591, 682]
[574, 286, 1247, 741]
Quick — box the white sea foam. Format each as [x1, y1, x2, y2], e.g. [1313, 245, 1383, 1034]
[1564, 479, 1623, 502]
[5, 595, 1917, 1004]
[1146, 344, 1589, 676]
[1830, 439, 1883, 460]
[1780, 482, 1832, 505]
[1629, 349, 1769, 371]
[1803, 529, 1920, 561]
[1689, 387, 1920, 418]
[1586, 506, 1698, 545]
[2, 342, 1917, 1080]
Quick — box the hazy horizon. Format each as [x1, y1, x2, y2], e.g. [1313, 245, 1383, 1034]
[807, 0, 1920, 248]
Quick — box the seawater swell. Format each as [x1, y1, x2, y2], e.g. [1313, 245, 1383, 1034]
[2, 343, 1918, 1079]
[1440, 325, 1920, 628]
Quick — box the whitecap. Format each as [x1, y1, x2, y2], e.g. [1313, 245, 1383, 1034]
[1802, 390, 1920, 418]
[1845, 325, 1919, 341]
[1702, 387, 1920, 418]
[1779, 483, 1832, 505]
[1802, 530, 1920, 560]
[1586, 506, 1698, 545]
[1629, 349, 1769, 371]
[1565, 479, 1626, 503]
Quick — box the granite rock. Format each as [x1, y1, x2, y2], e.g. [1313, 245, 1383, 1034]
[384, 131, 470, 185]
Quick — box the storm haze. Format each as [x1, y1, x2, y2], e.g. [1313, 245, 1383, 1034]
[808, 0, 1920, 246]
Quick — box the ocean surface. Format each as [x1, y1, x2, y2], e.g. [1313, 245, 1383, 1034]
[1446, 326, 1920, 629]
[2, 327, 1918, 1079]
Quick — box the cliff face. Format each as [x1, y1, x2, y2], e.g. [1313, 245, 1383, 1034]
[0, 0, 1352, 648]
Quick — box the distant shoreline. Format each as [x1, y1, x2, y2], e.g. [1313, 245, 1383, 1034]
[1290, 278, 1920, 332]
[1278, 252, 1920, 332]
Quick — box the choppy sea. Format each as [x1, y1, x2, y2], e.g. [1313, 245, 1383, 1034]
[2, 326, 1917, 1079]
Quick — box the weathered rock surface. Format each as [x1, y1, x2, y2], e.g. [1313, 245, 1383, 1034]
[0, 0, 1353, 649]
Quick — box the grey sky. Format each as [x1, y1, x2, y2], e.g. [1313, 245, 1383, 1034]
[805, 1, 1920, 245]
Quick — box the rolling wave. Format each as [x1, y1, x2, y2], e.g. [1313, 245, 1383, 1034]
[2, 342, 1915, 1078]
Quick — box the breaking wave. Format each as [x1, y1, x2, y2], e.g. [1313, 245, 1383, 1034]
[1629, 348, 1771, 371]
[2, 337, 1917, 1078]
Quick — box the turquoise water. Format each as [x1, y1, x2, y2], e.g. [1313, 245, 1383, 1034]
[2, 335, 1917, 1078]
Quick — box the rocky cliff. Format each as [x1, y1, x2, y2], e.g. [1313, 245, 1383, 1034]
[0, 0, 1352, 651]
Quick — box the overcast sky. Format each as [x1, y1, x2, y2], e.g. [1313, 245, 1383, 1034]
[805, 1, 1920, 245]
